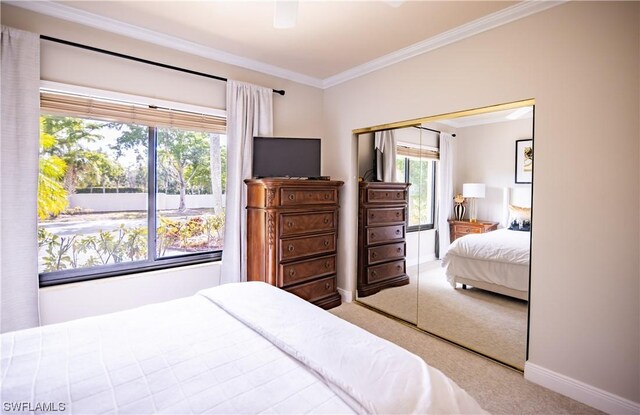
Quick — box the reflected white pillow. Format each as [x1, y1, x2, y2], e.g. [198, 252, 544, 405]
[508, 205, 531, 231]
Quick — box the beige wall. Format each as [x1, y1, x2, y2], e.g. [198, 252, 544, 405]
[1, 4, 324, 138]
[455, 118, 533, 224]
[323, 1, 639, 404]
[1, 4, 325, 321]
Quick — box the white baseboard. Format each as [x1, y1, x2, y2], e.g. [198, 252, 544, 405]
[337, 287, 353, 303]
[525, 362, 640, 415]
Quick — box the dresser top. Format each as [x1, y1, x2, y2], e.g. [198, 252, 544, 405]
[245, 178, 344, 187]
[359, 181, 410, 189]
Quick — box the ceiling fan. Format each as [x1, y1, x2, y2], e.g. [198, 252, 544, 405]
[273, 1, 405, 29]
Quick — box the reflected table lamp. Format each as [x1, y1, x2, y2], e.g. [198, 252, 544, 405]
[462, 183, 485, 223]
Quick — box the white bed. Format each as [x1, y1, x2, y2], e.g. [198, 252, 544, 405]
[443, 228, 530, 300]
[443, 187, 531, 301]
[1, 282, 485, 414]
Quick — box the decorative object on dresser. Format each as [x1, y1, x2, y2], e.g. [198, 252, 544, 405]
[453, 194, 466, 221]
[448, 219, 498, 242]
[357, 182, 410, 297]
[245, 178, 344, 309]
[462, 183, 486, 222]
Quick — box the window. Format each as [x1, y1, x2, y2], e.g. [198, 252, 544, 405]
[396, 155, 437, 231]
[37, 90, 226, 286]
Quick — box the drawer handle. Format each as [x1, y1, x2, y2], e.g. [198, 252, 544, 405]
[396, 211, 401, 217]
[397, 192, 402, 198]
[385, 192, 389, 197]
[371, 252, 377, 258]
[323, 217, 330, 224]
[371, 232, 376, 239]
[397, 265, 402, 271]
[325, 282, 331, 290]
[395, 229, 401, 235]
[288, 244, 295, 252]
[324, 193, 331, 200]
[287, 221, 294, 228]
[288, 194, 295, 200]
[397, 247, 402, 253]
[370, 213, 375, 218]
[323, 240, 330, 247]
[371, 270, 377, 277]
[289, 269, 296, 277]
[325, 261, 331, 268]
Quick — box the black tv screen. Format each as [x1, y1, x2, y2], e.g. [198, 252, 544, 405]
[252, 137, 321, 178]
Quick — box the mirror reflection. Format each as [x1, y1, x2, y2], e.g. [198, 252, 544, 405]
[356, 103, 534, 370]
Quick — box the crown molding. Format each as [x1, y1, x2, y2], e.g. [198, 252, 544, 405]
[322, 0, 567, 89]
[6, 0, 325, 89]
[8, 0, 566, 91]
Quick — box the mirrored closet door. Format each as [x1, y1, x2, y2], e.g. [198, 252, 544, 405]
[355, 101, 534, 370]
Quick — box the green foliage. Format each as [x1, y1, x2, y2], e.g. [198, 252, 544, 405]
[38, 123, 69, 219]
[38, 212, 224, 272]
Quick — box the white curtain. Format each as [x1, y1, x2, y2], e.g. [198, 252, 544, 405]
[374, 130, 397, 182]
[221, 80, 273, 283]
[0, 26, 41, 332]
[437, 132, 454, 258]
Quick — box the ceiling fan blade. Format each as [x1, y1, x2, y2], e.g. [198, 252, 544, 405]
[274, 1, 299, 29]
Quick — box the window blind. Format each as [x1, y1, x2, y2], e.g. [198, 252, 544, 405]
[40, 91, 226, 134]
[396, 144, 439, 160]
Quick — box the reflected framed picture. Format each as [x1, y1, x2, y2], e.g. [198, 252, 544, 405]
[515, 139, 533, 184]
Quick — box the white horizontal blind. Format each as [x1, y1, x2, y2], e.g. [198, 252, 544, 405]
[40, 91, 226, 133]
[396, 144, 439, 159]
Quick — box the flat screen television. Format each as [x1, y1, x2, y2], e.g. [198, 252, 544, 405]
[252, 137, 321, 178]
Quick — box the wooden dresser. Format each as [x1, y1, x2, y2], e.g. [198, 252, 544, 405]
[357, 182, 410, 297]
[448, 220, 499, 242]
[245, 178, 344, 309]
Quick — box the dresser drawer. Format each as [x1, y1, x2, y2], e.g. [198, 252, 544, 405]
[280, 188, 337, 206]
[285, 276, 336, 302]
[366, 188, 407, 204]
[366, 224, 405, 245]
[280, 233, 336, 261]
[279, 255, 336, 287]
[367, 242, 405, 265]
[367, 260, 406, 284]
[280, 211, 336, 237]
[453, 224, 482, 236]
[366, 207, 406, 226]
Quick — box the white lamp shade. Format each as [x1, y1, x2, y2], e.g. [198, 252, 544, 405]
[462, 183, 486, 198]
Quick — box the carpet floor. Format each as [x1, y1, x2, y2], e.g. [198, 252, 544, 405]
[330, 303, 602, 415]
[357, 260, 528, 369]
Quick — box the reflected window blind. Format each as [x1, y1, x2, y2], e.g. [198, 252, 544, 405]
[40, 91, 226, 134]
[396, 144, 439, 160]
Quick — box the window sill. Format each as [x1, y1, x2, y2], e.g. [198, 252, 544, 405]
[39, 251, 222, 287]
[407, 224, 435, 233]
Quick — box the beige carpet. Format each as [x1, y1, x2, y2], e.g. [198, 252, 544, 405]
[418, 260, 527, 369]
[356, 260, 527, 369]
[357, 271, 418, 324]
[330, 303, 602, 415]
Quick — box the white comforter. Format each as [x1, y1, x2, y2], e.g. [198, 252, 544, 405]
[445, 228, 530, 266]
[1, 282, 486, 414]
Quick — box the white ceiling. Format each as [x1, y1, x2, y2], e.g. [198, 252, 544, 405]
[10, 1, 564, 88]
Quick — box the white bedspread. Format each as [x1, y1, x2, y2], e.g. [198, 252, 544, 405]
[445, 228, 530, 266]
[1, 282, 486, 414]
[443, 229, 530, 292]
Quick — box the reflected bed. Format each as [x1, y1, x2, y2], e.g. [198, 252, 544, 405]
[443, 228, 530, 301]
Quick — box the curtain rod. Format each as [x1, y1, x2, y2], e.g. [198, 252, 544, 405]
[40, 35, 286, 96]
[413, 125, 456, 137]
